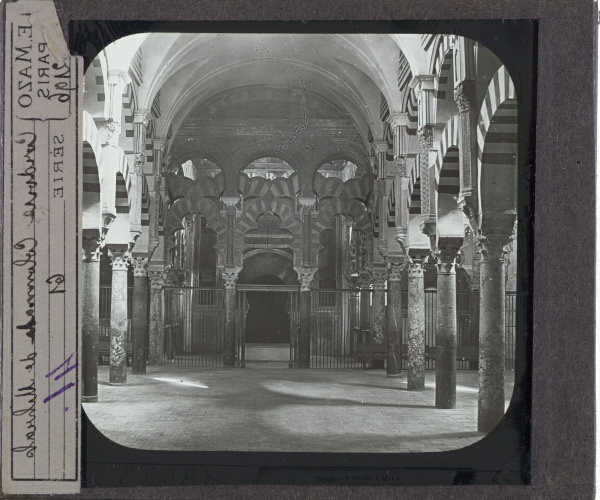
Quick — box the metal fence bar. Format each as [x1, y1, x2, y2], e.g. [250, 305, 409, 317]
[505, 291, 517, 370]
[163, 287, 224, 367]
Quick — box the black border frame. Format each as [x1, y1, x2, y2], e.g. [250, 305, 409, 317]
[72, 20, 534, 488]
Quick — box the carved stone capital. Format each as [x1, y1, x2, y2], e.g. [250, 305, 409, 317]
[222, 267, 241, 289]
[153, 138, 165, 153]
[82, 230, 102, 262]
[454, 80, 477, 113]
[388, 112, 408, 129]
[387, 260, 405, 282]
[477, 233, 512, 262]
[134, 152, 146, 175]
[154, 174, 162, 189]
[107, 245, 129, 271]
[418, 124, 434, 149]
[131, 257, 149, 277]
[357, 270, 372, 289]
[148, 270, 165, 289]
[407, 257, 425, 279]
[371, 266, 388, 290]
[374, 141, 388, 155]
[395, 156, 408, 177]
[295, 267, 318, 292]
[434, 236, 463, 275]
[134, 109, 150, 127]
[105, 120, 121, 147]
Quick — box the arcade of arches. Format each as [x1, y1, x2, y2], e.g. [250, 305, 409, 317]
[82, 33, 518, 434]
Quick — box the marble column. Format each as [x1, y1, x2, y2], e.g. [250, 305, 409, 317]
[407, 255, 426, 391]
[358, 271, 372, 344]
[386, 260, 404, 377]
[434, 237, 462, 408]
[222, 267, 240, 367]
[131, 257, 149, 374]
[371, 265, 387, 369]
[297, 268, 317, 368]
[469, 251, 481, 370]
[478, 233, 511, 433]
[148, 269, 165, 365]
[82, 230, 102, 402]
[107, 245, 129, 385]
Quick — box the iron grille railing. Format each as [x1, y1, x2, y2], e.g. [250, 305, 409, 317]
[163, 287, 224, 367]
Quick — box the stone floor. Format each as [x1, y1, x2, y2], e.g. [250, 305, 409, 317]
[84, 363, 515, 453]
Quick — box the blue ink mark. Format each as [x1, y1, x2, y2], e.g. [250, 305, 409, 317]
[44, 382, 75, 403]
[44, 353, 77, 404]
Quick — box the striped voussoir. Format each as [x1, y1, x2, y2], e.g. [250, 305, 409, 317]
[434, 115, 460, 197]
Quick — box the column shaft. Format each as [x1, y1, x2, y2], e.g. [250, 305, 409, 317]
[223, 287, 236, 367]
[371, 268, 387, 369]
[109, 255, 129, 385]
[132, 272, 148, 374]
[478, 236, 508, 432]
[435, 269, 457, 408]
[299, 291, 311, 368]
[82, 235, 101, 402]
[386, 270, 403, 376]
[222, 268, 240, 367]
[407, 260, 426, 390]
[148, 272, 165, 365]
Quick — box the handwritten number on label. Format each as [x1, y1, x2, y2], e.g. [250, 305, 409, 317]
[46, 274, 65, 294]
[43, 353, 76, 404]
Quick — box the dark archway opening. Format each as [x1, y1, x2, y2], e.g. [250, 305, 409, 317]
[244, 275, 290, 344]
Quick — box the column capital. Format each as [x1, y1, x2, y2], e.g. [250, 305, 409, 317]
[387, 259, 405, 281]
[148, 269, 165, 289]
[477, 233, 512, 262]
[357, 269, 372, 289]
[131, 256, 149, 277]
[418, 125, 434, 149]
[374, 141, 388, 155]
[435, 236, 463, 274]
[395, 156, 408, 177]
[371, 265, 388, 290]
[107, 244, 129, 271]
[388, 112, 408, 128]
[134, 109, 150, 126]
[222, 267, 241, 289]
[105, 120, 121, 147]
[82, 229, 102, 262]
[106, 69, 131, 86]
[409, 73, 436, 92]
[407, 257, 425, 279]
[294, 267, 318, 292]
[298, 196, 317, 209]
[153, 137, 166, 153]
[454, 79, 477, 113]
[134, 152, 146, 175]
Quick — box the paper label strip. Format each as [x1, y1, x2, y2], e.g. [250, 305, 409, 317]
[3, 1, 81, 495]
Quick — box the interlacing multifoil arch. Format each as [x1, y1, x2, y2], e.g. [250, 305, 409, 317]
[79, 32, 519, 435]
